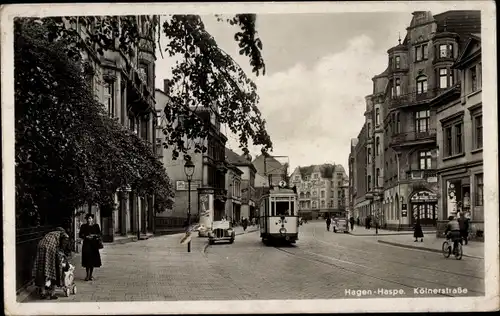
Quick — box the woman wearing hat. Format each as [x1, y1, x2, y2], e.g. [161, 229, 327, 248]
[79, 213, 102, 281]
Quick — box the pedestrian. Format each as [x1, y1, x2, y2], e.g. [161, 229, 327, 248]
[79, 213, 102, 281]
[242, 217, 248, 232]
[458, 212, 470, 245]
[413, 218, 424, 242]
[32, 227, 70, 300]
[326, 217, 332, 231]
[356, 217, 360, 226]
[349, 216, 355, 231]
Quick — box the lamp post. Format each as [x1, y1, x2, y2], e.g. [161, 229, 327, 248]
[184, 157, 195, 253]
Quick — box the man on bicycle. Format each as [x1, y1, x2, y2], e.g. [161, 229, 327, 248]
[444, 215, 462, 254]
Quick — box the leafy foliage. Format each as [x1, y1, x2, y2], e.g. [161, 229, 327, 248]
[32, 14, 272, 160]
[162, 15, 272, 159]
[15, 19, 174, 227]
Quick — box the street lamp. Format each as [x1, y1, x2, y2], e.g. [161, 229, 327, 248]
[184, 157, 195, 253]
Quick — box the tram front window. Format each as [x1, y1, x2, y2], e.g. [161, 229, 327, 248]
[274, 201, 294, 216]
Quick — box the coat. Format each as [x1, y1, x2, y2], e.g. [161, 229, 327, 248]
[79, 223, 102, 268]
[32, 230, 68, 287]
[413, 223, 424, 238]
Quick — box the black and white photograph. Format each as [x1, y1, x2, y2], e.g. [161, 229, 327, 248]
[1, 2, 498, 314]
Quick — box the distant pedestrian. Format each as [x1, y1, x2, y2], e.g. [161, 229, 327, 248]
[32, 227, 70, 300]
[79, 213, 102, 281]
[242, 217, 248, 232]
[326, 217, 332, 231]
[413, 218, 424, 242]
[356, 217, 360, 226]
[349, 216, 355, 231]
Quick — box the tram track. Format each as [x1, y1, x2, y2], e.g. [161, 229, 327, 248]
[310, 226, 483, 281]
[268, 227, 484, 297]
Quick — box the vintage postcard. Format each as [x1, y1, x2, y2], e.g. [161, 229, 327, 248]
[1, 1, 498, 315]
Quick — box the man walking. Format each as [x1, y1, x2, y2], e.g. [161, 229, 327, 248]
[458, 212, 470, 245]
[326, 216, 332, 231]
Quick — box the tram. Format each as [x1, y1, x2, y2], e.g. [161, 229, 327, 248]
[259, 180, 299, 245]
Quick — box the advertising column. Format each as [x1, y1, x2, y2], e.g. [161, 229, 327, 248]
[198, 188, 214, 236]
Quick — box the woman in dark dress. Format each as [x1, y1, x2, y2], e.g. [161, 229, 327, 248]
[79, 213, 102, 281]
[413, 218, 424, 242]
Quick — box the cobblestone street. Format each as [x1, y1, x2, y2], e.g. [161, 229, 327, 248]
[21, 222, 483, 302]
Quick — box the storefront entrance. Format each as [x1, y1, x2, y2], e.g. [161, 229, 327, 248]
[410, 191, 438, 226]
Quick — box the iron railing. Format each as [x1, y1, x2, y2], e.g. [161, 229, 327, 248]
[388, 84, 460, 109]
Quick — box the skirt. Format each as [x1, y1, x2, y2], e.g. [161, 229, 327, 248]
[81, 240, 102, 268]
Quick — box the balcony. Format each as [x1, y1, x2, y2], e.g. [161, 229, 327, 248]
[404, 169, 438, 183]
[388, 88, 444, 110]
[389, 129, 436, 148]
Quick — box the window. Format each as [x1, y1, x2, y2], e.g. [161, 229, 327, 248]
[367, 148, 372, 164]
[455, 123, 463, 154]
[376, 168, 380, 187]
[156, 110, 162, 128]
[367, 123, 371, 137]
[444, 126, 453, 156]
[389, 57, 393, 69]
[416, 76, 428, 94]
[367, 175, 372, 191]
[395, 56, 401, 69]
[419, 151, 432, 169]
[473, 114, 483, 149]
[321, 190, 325, 198]
[443, 119, 464, 157]
[394, 78, 401, 97]
[313, 174, 319, 179]
[139, 64, 148, 85]
[295, 175, 300, 180]
[439, 44, 447, 58]
[312, 201, 317, 209]
[155, 142, 163, 157]
[415, 110, 430, 133]
[375, 108, 380, 125]
[475, 174, 483, 206]
[105, 82, 115, 118]
[375, 137, 380, 156]
[470, 66, 478, 92]
[395, 112, 401, 134]
[321, 200, 325, 208]
[415, 44, 428, 61]
[313, 191, 317, 196]
[439, 68, 448, 89]
[274, 200, 293, 216]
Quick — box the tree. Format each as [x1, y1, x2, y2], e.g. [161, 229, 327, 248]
[30, 14, 273, 159]
[14, 19, 174, 227]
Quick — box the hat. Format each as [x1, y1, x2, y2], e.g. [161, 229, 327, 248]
[85, 213, 95, 220]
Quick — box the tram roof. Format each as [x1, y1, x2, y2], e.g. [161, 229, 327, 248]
[265, 186, 296, 195]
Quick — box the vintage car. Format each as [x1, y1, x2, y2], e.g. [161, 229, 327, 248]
[208, 221, 235, 245]
[333, 218, 349, 233]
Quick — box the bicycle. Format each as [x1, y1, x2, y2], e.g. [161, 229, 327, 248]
[442, 237, 463, 260]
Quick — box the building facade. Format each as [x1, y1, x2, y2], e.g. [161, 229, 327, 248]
[155, 79, 228, 233]
[290, 164, 348, 220]
[71, 16, 159, 243]
[225, 158, 243, 224]
[350, 10, 480, 230]
[348, 138, 359, 220]
[434, 34, 482, 239]
[225, 148, 257, 221]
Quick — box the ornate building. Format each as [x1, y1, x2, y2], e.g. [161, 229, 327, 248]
[70, 16, 159, 242]
[290, 164, 348, 220]
[350, 10, 480, 230]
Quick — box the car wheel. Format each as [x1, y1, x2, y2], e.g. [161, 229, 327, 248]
[229, 239, 234, 244]
[208, 239, 214, 245]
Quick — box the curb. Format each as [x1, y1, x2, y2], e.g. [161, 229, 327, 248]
[377, 240, 484, 259]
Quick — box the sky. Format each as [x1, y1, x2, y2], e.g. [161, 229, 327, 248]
[154, 12, 415, 172]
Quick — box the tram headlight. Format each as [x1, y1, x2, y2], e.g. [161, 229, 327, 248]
[279, 227, 287, 235]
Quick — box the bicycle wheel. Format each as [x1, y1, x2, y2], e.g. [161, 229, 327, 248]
[442, 241, 451, 258]
[454, 242, 463, 260]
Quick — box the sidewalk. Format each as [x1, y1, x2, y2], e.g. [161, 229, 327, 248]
[19, 226, 260, 302]
[378, 234, 484, 259]
[348, 226, 435, 236]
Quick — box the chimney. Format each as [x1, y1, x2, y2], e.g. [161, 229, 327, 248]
[163, 79, 171, 95]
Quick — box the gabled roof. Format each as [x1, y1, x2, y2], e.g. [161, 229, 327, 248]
[225, 148, 256, 172]
[252, 154, 286, 177]
[452, 34, 481, 69]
